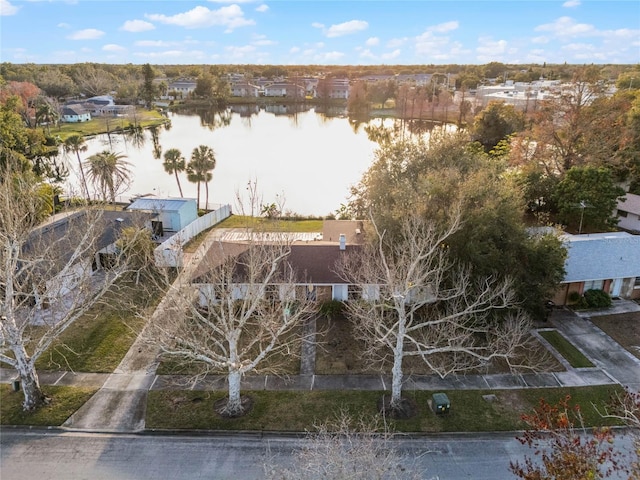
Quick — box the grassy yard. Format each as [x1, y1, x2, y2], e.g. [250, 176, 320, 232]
[590, 311, 640, 360]
[51, 110, 167, 141]
[146, 385, 623, 433]
[538, 330, 594, 368]
[35, 280, 163, 373]
[216, 215, 323, 232]
[0, 385, 98, 426]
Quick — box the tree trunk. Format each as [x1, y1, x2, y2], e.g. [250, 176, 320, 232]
[196, 182, 201, 210]
[174, 172, 183, 197]
[390, 318, 406, 410]
[204, 182, 209, 211]
[13, 345, 46, 411]
[76, 152, 91, 203]
[225, 369, 244, 416]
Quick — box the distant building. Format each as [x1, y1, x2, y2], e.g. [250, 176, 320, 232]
[61, 105, 91, 123]
[230, 82, 260, 98]
[263, 83, 305, 98]
[168, 80, 197, 98]
[616, 193, 640, 234]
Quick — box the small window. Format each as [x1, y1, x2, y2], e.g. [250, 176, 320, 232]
[584, 280, 604, 291]
[618, 210, 628, 218]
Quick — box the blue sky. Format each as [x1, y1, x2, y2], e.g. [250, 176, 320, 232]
[1, 0, 638, 65]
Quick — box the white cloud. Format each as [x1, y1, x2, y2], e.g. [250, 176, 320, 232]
[535, 16, 595, 37]
[121, 19, 155, 32]
[414, 31, 451, 55]
[103, 44, 126, 52]
[135, 40, 172, 47]
[146, 5, 254, 32]
[562, 0, 581, 7]
[0, 0, 19, 16]
[315, 51, 345, 62]
[67, 28, 105, 40]
[255, 4, 268, 13]
[225, 44, 256, 59]
[359, 49, 375, 59]
[476, 36, 519, 62]
[134, 49, 207, 60]
[253, 39, 276, 46]
[57, 22, 70, 28]
[365, 37, 379, 47]
[325, 20, 368, 38]
[476, 36, 508, 56]
[312, 22, 324, 29]
[289, 46, 300, 54]
[381, 49, 401, 60]
[428, 20, 459, 33]
[387, 37, 407, 48]
[531, 36, 549, 44]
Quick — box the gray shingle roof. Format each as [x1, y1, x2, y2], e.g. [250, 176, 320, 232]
[562, 232, 640, 282]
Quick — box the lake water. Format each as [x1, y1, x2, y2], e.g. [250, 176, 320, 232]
[74, 107, 382, 217]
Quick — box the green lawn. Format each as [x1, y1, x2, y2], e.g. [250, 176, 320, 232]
[0, 385, 98, 426]
[539, 330, 595, 368]
[146, 385, 622, 433]
[51, 110, 167, 141]
[35, 280, 163, 372]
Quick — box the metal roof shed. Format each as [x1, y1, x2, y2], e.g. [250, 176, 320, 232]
[126, 197, 197, 232]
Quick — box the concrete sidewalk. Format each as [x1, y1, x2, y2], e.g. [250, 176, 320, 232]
[3, 300, 638, 433]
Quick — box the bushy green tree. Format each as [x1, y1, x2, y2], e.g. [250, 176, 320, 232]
[348, 132, 566, 319]
[554, 166, 626, 232]
[472, 101, 525, 152]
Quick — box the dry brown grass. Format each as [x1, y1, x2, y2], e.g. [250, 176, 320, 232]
[315, 314, 563, 375]
[590, 311, 640, 360]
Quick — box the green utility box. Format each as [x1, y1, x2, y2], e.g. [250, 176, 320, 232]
[431, 393, 450, 414]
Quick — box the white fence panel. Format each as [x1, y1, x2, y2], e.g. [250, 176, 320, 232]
[153, 204, 232, 268]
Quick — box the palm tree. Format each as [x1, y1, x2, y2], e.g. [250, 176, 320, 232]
[84, 150, 132, 205]
[63, 134, 91, 202]
[163, 148, 186, 197]
[188, 145, 216, 210]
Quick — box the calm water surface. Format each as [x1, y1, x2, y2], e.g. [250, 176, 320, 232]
[76, 108, 380, 216]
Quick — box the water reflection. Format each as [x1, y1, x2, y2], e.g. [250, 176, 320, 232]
[74, 108, 380, 216]
[67, 107, 456, 216]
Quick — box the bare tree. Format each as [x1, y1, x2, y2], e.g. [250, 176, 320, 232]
[339, 210, 535, 416]
[0, 161, 148, 410]
[148, 222, 316, 417]
[264, 411, 431, 480]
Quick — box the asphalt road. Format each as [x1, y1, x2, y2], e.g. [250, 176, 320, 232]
[1, 429, 636, 479]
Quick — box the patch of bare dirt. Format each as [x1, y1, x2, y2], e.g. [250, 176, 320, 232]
[590, 312, 640, 360]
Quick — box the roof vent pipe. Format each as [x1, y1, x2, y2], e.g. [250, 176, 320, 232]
[339, 234, 346, 251]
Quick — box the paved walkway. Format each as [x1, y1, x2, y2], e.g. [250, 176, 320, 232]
[3, 290, 639, 432]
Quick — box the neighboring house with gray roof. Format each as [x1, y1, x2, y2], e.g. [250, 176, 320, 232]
[61, 105, 91, 123]
[616, 192, 640, 234]
[552, 232, 640, 305]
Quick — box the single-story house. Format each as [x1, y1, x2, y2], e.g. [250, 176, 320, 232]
[193, 220, 370, 305]
[24, 210, 153, 306]
[126, 196, 198, 235]
[263, 83, 306, 98]
[552, 232, 640, 305]
[616, 192, 640, 234]
[61, 105, 91, 123]
[231, 82, 260, 98]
